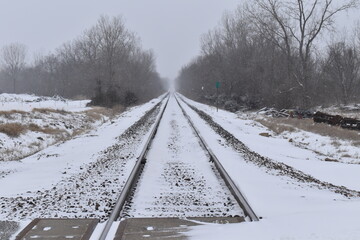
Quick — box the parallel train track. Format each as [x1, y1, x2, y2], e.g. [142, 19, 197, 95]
[99, 94, 258, 240]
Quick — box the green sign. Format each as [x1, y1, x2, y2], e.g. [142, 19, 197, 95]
[216, 81, 220, 88]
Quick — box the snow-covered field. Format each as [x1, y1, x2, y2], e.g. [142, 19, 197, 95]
[0, 94, 90, 112]
[178, 94, 360, 240]
[0, 94, 104, 162]
[1, 92, 360, 240]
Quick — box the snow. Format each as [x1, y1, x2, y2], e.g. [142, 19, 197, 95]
[0, 93, 90, 112]
[0, 96, 163, 197]
[177, 94, 360, 240]
[0, 94, 167, 234]
[0, 94, 101, 162]
[180, 95, 360, 191]
[125, 96, 243, 218]
[188, 201, 360, 240]
[2, 92, 360, 240]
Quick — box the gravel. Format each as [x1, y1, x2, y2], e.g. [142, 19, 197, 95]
[0, 102, 163, 222]
[122, 97, 243, 218]
[183, 99, 360, 198]
[0, 221, 19, 240]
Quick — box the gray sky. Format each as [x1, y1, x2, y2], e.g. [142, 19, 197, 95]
[0, 1, 358, 79]
[0, 0, 241, 79]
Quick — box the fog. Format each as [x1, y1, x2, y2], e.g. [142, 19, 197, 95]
[0, 0, 243, 79]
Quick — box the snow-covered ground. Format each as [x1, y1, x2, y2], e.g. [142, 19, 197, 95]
[125, 96, 243, 218]
[316, 104, 360, 119]
[0, 93, 90, 112]
[0, 94, 102, 162]
[1, 93, 360, 239]
[178, 94, 360, 240]
[0, 93, 165, 238]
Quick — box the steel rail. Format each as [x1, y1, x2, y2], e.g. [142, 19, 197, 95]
[174, 94, 259, 222]
[98, 94, 170, 240]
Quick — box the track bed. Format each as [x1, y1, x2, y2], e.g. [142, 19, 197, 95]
[122, 96, 243, 218]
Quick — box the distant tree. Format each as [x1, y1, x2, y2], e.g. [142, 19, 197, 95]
[0, 15, 164, 102]
[1, 43, 27, 93]
[323, 41, 360, 104]
[95, 15, 136, 88]
[247, 0, 359, 107]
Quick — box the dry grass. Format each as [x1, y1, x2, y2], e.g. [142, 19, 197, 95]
[28, 123, 65, 135]
[32, 108, 69, 115]
[257, 119, 296, 135]
[29, 141, 41, 149]
[0, 122, 67, 138]
[0, 110, 28, 119]
[71, 95, 88, 100]
[257, 117, 360, 144]
[111, 104, 125, 114]
[70, 126, 91, 137]
[0, 123, 26, 137]
[85, 105, 125, 121]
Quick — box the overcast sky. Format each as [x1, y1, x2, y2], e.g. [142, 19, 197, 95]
[0, 0, 358, 79]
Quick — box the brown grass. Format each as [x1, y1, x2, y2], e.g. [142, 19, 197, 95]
[28, 123, 65, 135]
[71, 128, 89, 137]
[257, 119, 296, 135]
[0, 123, 26, 137]
[32, 108, 69, 115]
[111, 104, 125, 114]
[257, 117, 360, 144]
[85, 105, 125, 121]
[0, 122, 66, 137]
[0, 110, 28, 119]
[71, 95, 88, 100]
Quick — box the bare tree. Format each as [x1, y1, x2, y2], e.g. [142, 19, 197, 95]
[1, 43, 27, 93]
[0, 15, 164, 102]
[95, 15, 136, 88]
[323, 41, 360, 104]
[247, 0, 358, 106]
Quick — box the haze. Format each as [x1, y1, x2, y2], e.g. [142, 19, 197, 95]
[0, 0, 358, 79]
[0, 0, 244, 79]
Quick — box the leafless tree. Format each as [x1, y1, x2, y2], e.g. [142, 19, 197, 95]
[247, 0, 359, 106]
[1, 43, 27, 93]
[323, 40, 360, 104]
[95, 15, 136, 88]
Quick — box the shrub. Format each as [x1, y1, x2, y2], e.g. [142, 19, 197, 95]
[87, 81, 123, 108]
[123, 91, 138, 106]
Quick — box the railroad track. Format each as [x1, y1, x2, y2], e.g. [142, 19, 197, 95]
[99, 93, 258, 240]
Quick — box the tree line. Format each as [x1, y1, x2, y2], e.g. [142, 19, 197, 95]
[0, 15, 165, 106]
[177, 0, 360, 110]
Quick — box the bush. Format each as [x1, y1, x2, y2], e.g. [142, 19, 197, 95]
[123, 91, 138, 106]
[87, 81, 123, 108]
[224, 100, 239, 112]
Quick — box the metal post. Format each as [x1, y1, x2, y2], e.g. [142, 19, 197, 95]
[216, 87, 218, 112]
